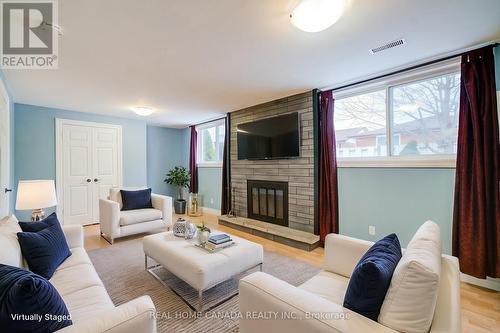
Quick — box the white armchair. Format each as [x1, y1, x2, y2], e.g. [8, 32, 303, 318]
[99, 188, 172, 244]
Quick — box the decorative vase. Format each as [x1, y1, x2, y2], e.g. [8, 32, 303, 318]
[173, 218, 187, 237]
[184, 222, 196, 240]
[188, 193, 203, 217]
[199, 230, 210, 244]
[174, 199, 186, 214]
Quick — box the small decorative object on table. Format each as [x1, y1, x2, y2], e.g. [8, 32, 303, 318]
[195, 233, 235, 252]
[173, 217, 187, 237]
[184, 221, 197, 240]
[196, 223, 211, 244]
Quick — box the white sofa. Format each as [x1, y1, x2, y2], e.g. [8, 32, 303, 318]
[239, 232, 461, 333]
[100, 188, 172, 244]
[0, 215, 156, 333]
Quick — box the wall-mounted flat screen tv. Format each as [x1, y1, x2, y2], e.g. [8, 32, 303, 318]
[237, 112, 300, 160]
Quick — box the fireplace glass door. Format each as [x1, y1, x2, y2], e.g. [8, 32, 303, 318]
[247, 180, 288, 226]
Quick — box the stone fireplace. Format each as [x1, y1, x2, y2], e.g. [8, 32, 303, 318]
[219, 91, 319, 250]
[247, 180, 288, 227]
[228, 91, 317, 234]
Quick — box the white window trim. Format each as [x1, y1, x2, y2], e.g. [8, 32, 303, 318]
[334, 57, 460, 168]
[197, 162, 223, 168]
[196, 119, 225, 167]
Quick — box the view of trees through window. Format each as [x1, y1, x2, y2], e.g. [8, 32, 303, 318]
[334, 71, 460, 159]
[198, 121, 225, 164]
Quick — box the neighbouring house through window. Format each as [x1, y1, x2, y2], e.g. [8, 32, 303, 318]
[333, 59, 460, 167]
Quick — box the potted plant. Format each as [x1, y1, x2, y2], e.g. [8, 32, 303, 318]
[164, 166, 190, 214]
[197, 222, 211, 244]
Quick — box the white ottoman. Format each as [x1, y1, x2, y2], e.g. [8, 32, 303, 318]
[143, 231, 263, 311]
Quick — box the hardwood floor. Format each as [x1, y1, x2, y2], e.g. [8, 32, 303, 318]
[85, 212, 500, 333]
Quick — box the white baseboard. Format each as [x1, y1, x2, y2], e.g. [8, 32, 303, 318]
[461, 273, 500, 291]
[201, 207, 221, 216]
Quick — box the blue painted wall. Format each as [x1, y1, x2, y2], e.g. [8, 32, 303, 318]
[338, 168, 455, 253]
[14, 103, 148, 219]
[146, 125, 189, 199]
[198, 167, 222, 210]
[0, 70, 15, 214]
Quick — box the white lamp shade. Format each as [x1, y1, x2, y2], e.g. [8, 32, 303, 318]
[16, 180, 58, 210]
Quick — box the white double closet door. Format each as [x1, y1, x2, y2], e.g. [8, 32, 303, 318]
[56, 119, 122, 225]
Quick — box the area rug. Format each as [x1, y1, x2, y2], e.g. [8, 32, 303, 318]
[88, 237, 320, 332]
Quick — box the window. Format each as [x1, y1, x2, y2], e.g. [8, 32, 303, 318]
[196, 119, 225, 166]
[334, 60, 460, 167]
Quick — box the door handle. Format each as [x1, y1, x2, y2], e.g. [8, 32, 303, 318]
[4, 188, 12, 193]
[86, 178, 91, 183]
[94, 178, 99, 182]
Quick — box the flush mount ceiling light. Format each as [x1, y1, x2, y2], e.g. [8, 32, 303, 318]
[290, 0, 346, 33]
[131, 106, 154, 116]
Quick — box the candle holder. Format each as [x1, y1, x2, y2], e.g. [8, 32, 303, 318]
[187, 193, 203, 217]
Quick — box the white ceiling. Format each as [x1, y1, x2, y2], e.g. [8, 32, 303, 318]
[4, 0, 500, 128]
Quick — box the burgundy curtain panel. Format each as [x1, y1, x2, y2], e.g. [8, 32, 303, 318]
[221, 117, 230, 215]
[189, 125, 198, 193]
[318, 90, 339, 244]
[453, 45, 500, 278]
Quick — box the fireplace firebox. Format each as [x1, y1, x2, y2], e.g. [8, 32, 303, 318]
[247, 180, 288, 227]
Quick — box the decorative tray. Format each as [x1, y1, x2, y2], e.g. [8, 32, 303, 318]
[194, 241, 236, 253]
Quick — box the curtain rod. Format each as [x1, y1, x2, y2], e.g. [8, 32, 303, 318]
[324, 41, 499, 93]
[193, 116, 226, 127]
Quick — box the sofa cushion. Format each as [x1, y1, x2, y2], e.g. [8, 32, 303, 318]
[56, 248, 92, 272]
[378, 221, 442, 333]
[61, 285, 114, 321]
[299, 271, 349, 305]
[119, 208, 162, 226]
[17, 219, 71, 279]
[0, 264, 72, 332]
[18, 212, 59, 232]
[0, 215, 23, 267]
[343, 233, 402, 321]
[120, 188, 153, 211]
[50, 263, 103, 296]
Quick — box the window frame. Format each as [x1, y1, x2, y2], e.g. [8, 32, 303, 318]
[333, 58, 461, 168]
[196, 119, 225, 168]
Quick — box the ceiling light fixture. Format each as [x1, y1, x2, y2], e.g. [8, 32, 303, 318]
[131, 106, 154, 116]
[290, 0, 346, 33]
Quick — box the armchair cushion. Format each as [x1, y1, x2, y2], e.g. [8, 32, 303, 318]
[119, 208, 162, 226]
[120, 188, 153, 211]
[343, 233, 402, 321]
[109, 187, 147, 210]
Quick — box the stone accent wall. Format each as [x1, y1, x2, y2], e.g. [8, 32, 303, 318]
[230, 91, 315, 233]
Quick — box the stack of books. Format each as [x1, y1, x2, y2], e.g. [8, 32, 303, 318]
[205, 234, 233, 250]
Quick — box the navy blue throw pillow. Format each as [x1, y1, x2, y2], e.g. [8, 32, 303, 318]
[343, 233, 402, 321]
[17, 217, 71, 279]
[120, 188, 153, 211]
[19, 212, 59, 232]
[0, 264, 72, 332]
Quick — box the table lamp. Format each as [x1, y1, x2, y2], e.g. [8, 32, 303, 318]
[16, 180, 58, 221]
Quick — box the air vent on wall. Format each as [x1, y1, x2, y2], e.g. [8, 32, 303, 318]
[370, 38, 406, 54]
